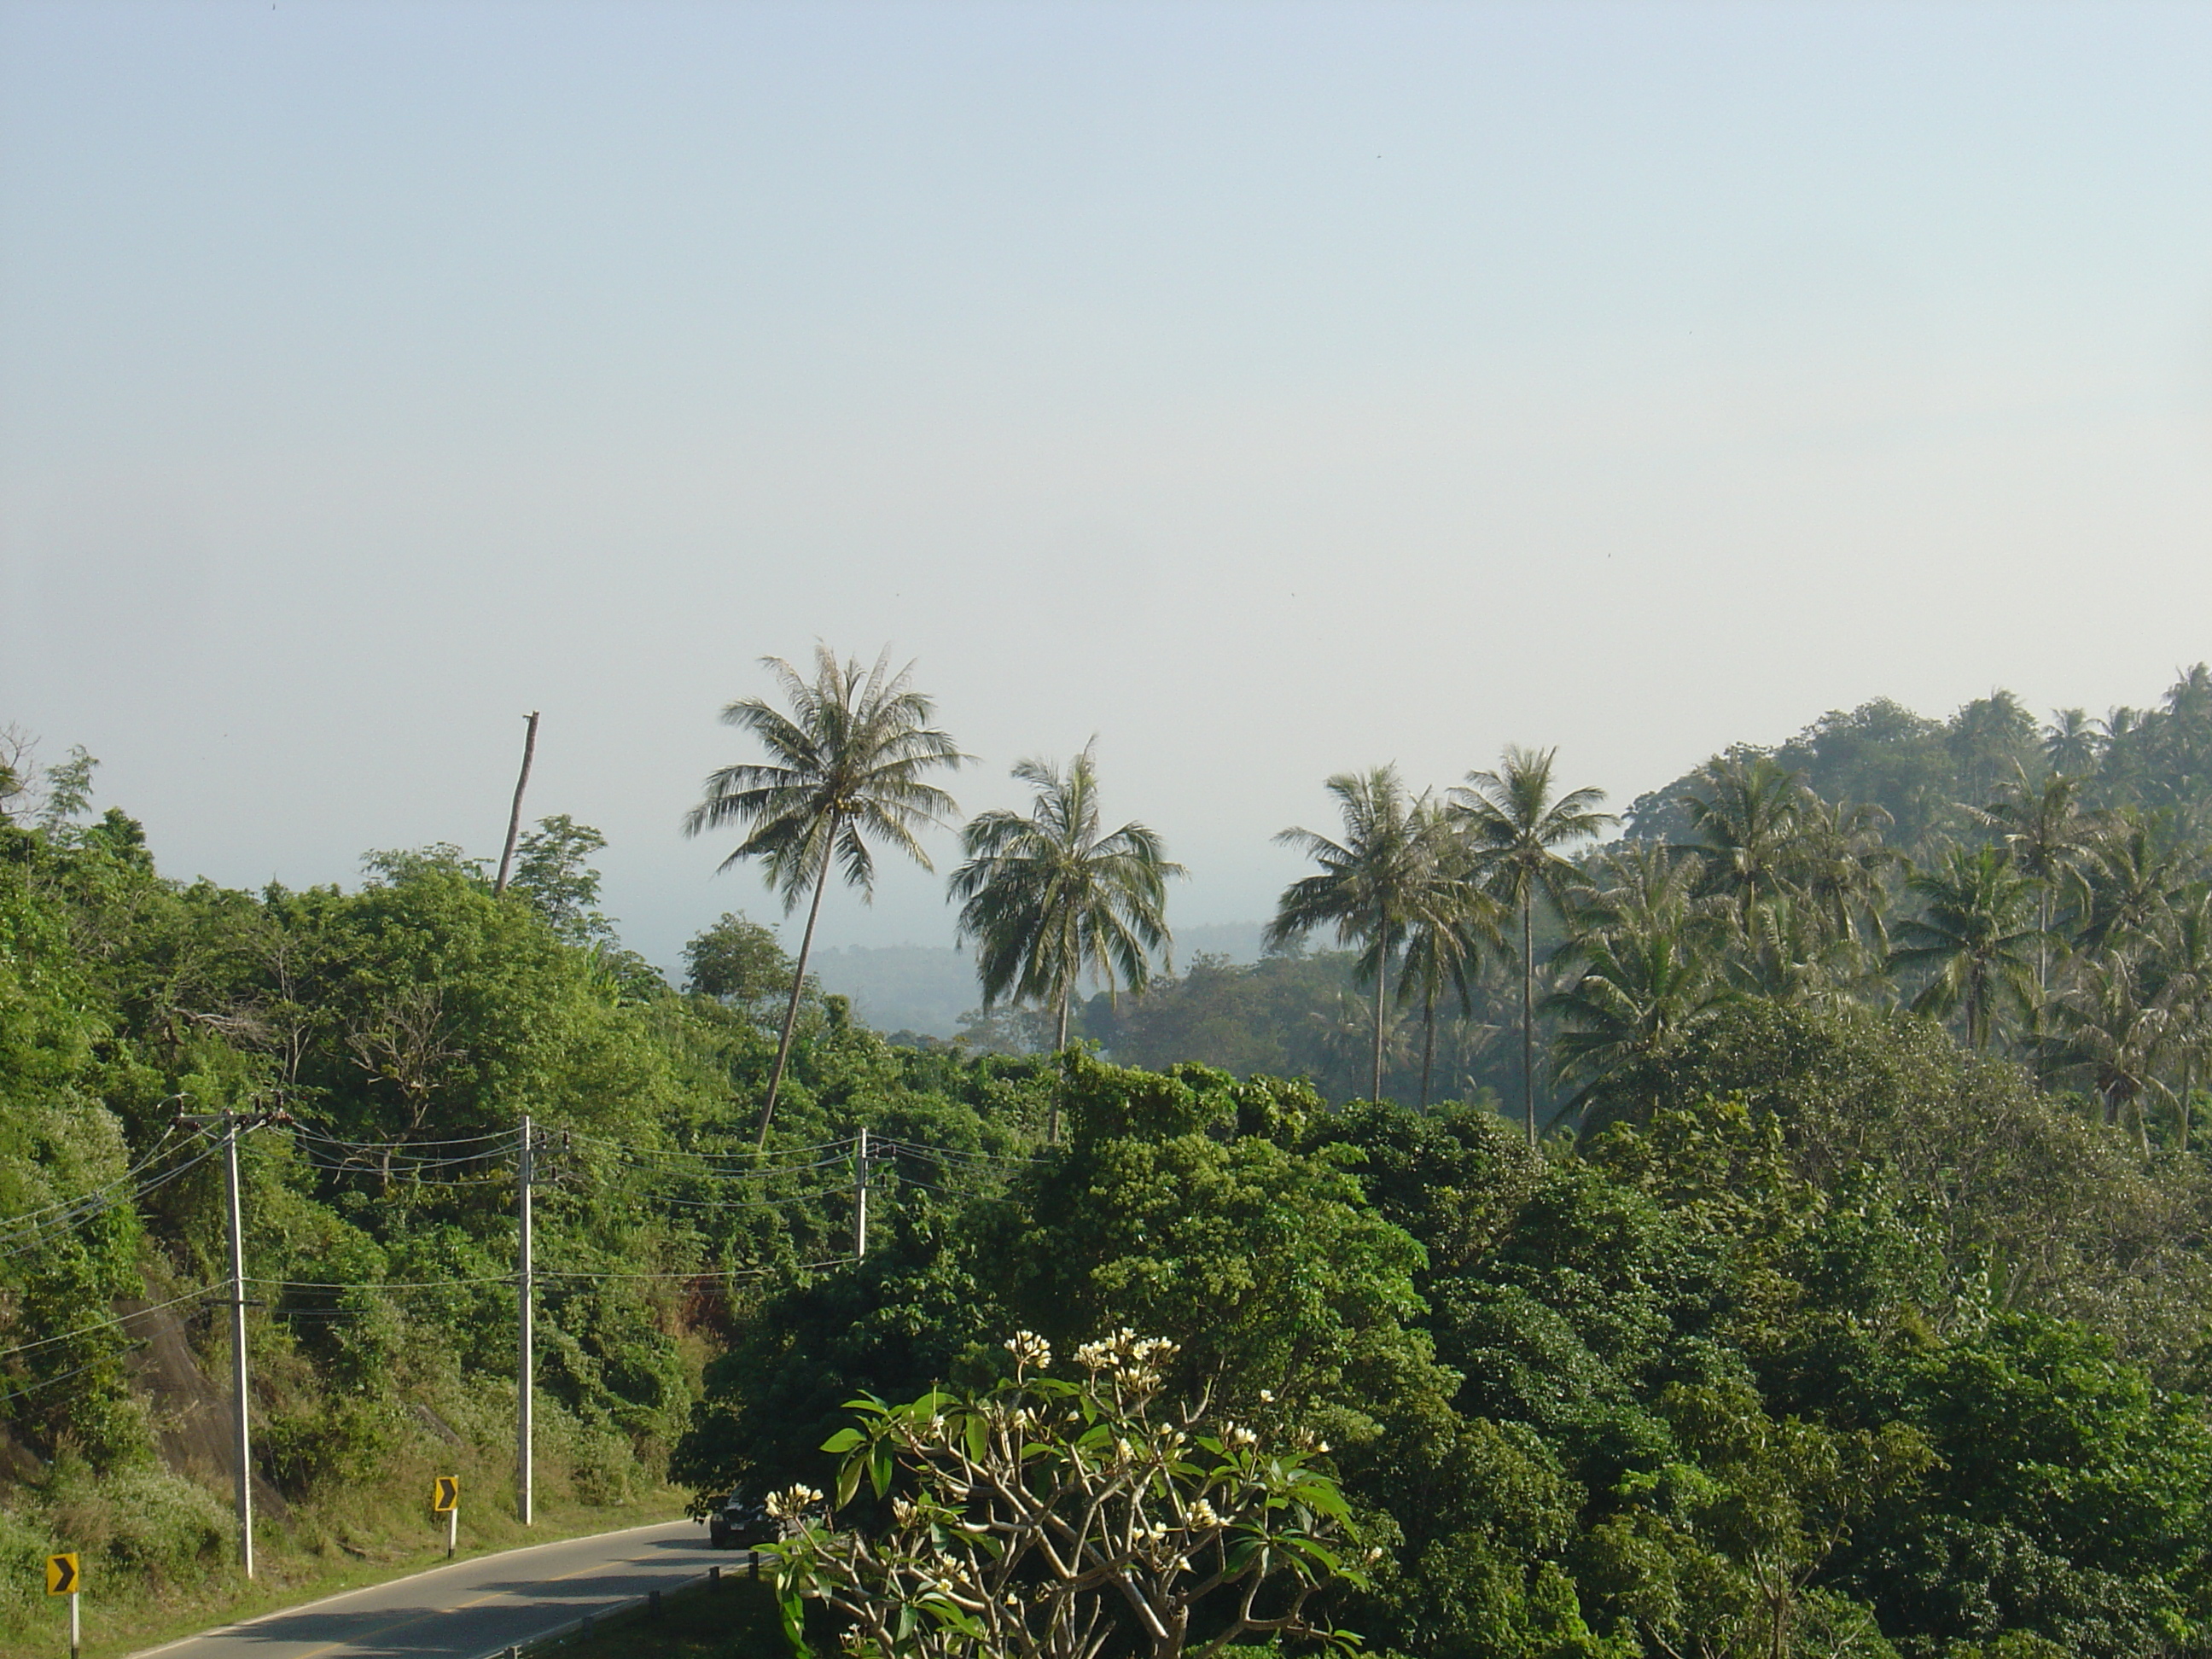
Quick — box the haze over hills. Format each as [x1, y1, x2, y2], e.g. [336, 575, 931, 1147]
[812, 921, 1266, 1036]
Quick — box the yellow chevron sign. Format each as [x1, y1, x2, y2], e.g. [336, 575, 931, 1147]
[45, 1554, 78, 1596]
[433, 1475, 459, 1513]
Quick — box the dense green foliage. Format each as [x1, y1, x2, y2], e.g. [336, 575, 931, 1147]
[10, 664, 2212, 1655]
[690, 1030, 2212, 1657]
[0, 745, 1050, 1614]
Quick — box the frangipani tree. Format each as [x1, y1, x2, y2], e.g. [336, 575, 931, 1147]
[765, 1329, 1368, 1659]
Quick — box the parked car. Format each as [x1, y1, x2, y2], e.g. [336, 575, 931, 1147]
[705, 1491, 776, 1550]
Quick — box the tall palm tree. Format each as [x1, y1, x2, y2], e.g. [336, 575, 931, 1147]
[1968, 761, 2091, 994]
[1551, 843, 1734, 1128]
[1545, 916, 1735, 1132]
[1676, 753, 1812, 930]
[1394, 800, 1502, 1109]
[1267, 766, 1431, 1103]
[1790, 796, 1901, 956]
[2163, 662, 2212, 725]
[684, 646, 965, 1146]
[1451, 746, 1616, 1147]
[2043, 708, 2098, 777]
[2143, 881, 2212, 1150]
[2074, 810, 2190, 958]
[949, 742, 1183, 1136]
[1887, 844, 2045, 1051]
[2043, 952, 2173, 1147]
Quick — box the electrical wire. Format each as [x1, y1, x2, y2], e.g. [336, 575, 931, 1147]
[0, 1121, 1028, 1369]
[573, 1151, 855, 1185]
[291, 1125, 522, 1152]
[538, 1266, 765, 1282]
[631, 1181, 854, 1211]
[871, 1150, 1035, 1176]
[0, 1144, 224, 1263]
[0, 1342, 155, 1404]
[0, 1126, 180, 1231]
[878, 1175, 969, 1199]
[557, 1130, 858, 1173]
[247, 1275, 521, 1292]
[295, 1152, 520, 1172]
[0, 1284, 216, 1366]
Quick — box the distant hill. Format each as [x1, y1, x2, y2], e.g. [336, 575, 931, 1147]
[812, 922, 1267, 1037]
[807, 944, 972, 1036]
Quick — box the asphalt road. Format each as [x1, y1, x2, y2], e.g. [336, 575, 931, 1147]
[134, 1521, 742, 1659]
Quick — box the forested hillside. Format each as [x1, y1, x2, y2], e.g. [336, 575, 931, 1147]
[0, 745, 1061, 1643]
[7, 664, 2212, 1656]
[1064, 666, 2212, 1138]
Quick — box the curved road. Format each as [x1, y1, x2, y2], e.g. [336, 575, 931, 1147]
[134, 1522, 742, 1659]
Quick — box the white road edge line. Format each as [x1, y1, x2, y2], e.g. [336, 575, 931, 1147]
[125, 1519, 706, 1659]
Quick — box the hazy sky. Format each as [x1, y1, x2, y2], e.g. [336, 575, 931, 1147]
[3, 1, 2209, 972]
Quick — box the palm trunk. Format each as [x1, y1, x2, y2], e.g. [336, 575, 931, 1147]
[1371, 928, 1388, 1103]
[1522, 894, 1536, 1150]
[1420, 992, 1436, 1112]
[2036, 885, 2051, 999]
[757, 816, 837, 1150]
[1048, 987, 1072, 1144]
[2180, 1052, 2194, 1154]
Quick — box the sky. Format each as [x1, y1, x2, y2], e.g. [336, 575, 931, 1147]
[3, 0, 2209, 975]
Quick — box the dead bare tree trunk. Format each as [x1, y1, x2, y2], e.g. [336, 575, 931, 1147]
[494, 712, 541, 895]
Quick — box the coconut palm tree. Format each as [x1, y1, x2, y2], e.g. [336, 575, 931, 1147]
[1969, 762, 2092, 994]
[1675, 753, 1813, 930]
[1545, 915, 1735, 1132]
[1267, 766, 1431, 1103]
[1450, 747, 1616, 1147]
[1790, 796, 1902, 956]
[2074, 810, 2192, 958]
[1394, 801, 1503, 1109]
[1888, 844, 2046, 1051]
[2145, 882, 2212, 1150]
[2044, 708, 2098, 777]
[1551, 843, 1733, 1127]
[685, 646, 965, 1147]
[2043, 951, 2173, 1148]
[949, 742, 1183, 1136]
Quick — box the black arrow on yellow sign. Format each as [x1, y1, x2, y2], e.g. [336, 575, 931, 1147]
[433, 1476, 459, 1514]
[46, 1554, 78, 1596]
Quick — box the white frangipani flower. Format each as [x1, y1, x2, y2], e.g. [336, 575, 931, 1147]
[765, 1483, 824, 1521]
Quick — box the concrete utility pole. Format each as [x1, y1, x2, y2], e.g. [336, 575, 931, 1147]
[516, 1115, 534, 1527]
[853, 1126, 869, 1263]
[179, 1108, 281, 1578]
[223, 1117, 253, 1575]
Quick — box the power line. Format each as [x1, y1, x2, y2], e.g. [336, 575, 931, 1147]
[247, 1275, 519, 1292]
[0, 1284, 214, 1367]
[573, 1154, 855, 1188]
[0, 1145, 224, 1261]
[0, 1126, 181, 1231]
[290, 1125, 522, 1152]
[558, 1129, 858, 1173]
